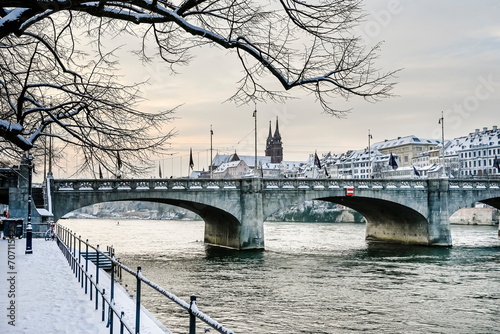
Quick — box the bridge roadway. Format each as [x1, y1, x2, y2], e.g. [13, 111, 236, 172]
[48, 177, 500, 250]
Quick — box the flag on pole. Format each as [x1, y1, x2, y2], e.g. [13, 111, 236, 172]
[389, 153, 398, 170]
[159, 163, 162, 178]
[324, 166, 329, 177]
[314, 152, 322, 169]
[413, 166, 420, 177]
[189, 148, 194, 169]
[494, 155, 500, 170]
[99, 165, 103, 179]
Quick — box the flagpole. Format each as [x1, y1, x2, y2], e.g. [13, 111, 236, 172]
[439, 111, 446, 178]
[210, 125, 213, 179]
[253, 105, 257, 177]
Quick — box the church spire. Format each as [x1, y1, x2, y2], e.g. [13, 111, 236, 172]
[273, 116, 281, 141]
[265, 117, 283, 163]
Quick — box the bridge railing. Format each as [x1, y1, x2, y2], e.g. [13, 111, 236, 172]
[448, 179, 500, 190]
[52, 177, 500, 193]
[52, 178, 242, 191]
[261, 178, 429, 190]
[55, 224, 235, 334]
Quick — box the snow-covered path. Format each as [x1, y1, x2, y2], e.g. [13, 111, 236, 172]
[0, 238, 169, 334]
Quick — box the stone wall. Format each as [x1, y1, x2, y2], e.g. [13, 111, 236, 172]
[449, 208, 499, 225]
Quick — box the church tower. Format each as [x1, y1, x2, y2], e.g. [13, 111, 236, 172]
[265, 117, 283, 163]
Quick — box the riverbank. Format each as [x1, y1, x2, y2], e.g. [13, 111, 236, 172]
[0, 238, 168, 333]
[450, 207, 499, 225]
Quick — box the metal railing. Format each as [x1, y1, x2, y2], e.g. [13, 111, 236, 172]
[55, 224, 235, 334]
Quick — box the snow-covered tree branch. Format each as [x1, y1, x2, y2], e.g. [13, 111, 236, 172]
[0, 0, 396, 174]
[0, 24, 176, 175]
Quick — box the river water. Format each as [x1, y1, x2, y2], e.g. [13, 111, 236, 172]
[59, 219, 500, 334]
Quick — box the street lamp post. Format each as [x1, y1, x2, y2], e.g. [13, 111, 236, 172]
[25, 151, 33, 254]
[210, 125, 213, 179]
[253, 107, 257, 176]
[439, 111, 446, 177]
[368, 129, 373, 178]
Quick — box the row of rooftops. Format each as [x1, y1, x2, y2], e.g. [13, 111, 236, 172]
[208, 126, 499, 175]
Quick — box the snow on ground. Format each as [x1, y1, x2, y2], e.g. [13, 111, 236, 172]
[0, 237, 170, 334]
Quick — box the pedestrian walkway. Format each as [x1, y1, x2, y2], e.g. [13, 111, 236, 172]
[0, 238, 169, 333]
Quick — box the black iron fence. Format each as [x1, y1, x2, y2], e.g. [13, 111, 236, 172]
[56, 224, 235, 334]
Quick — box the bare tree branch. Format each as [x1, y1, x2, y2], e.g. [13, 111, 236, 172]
[0, 0, 397, 175]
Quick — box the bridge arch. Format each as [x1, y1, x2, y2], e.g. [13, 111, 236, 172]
[262, 184, 432, 245]
[316, 196, 429, 244]
[50, 178, 265, 250]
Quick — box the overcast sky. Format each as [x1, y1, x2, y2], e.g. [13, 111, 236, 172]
[53, 1, 500, 178]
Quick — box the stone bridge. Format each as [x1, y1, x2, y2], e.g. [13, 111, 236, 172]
[46, 178, 500, 250]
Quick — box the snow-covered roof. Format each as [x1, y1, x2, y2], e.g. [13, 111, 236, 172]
[213, 160, 247, 173]
[372, 135, 440, 150]
[281, 161, 306, 169]
[240, 155, 271, 168]
[452, 126, 500, 151]
[261, 162, 281, 170]
[212, 153, 270, 168]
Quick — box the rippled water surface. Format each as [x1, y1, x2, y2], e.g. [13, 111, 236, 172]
[60, 219, 500, 334]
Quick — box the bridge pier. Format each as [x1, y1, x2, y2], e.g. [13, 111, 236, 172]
[204, 178, 264, 250]
[426, 179, 453, 246]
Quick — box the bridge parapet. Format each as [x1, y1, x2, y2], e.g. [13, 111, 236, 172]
[261, 178, 428, 190]
[449, 180, 500, 190]
[53, 178, 242, 191]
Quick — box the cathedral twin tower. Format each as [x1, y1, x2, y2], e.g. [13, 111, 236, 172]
[265, 117, 283, 163]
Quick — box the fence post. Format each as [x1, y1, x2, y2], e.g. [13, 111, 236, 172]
[189, 294, 197, 334]
[78, 236, 81, 282]
[111, 254, 115, 300]
[110, 252, 115, 333]
[69, 230, 72, 262]
[74, 233, 77, 277]
[135, 266, 141, 334]
[120, 312, 125, 334]
[90, 274, 93, 300]
[96, 245, 100, 285]
[102, 289, 106, 321]
[85, 240, 89, 294]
